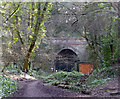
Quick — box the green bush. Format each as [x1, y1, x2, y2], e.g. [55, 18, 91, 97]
[44, 71, 84, 89]
[4, 65, 48, 79]
[44, 71, 84, 84]
[43, 71, 85, 92]
[4, 65, 21, 74]
[83, 67, 113, 90]
[27, 69, 49, 79]
[0, 75, 18, 98]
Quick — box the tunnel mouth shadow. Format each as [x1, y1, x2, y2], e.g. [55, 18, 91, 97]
[55, 49, 79, 72]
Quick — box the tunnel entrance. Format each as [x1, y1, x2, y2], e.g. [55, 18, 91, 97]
[55, 49, 79, 72]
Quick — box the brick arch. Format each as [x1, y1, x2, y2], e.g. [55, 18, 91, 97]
[56, 46, 80, 56]
[55, 48, 79, 72]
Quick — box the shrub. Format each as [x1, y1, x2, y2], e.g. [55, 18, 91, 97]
[0, 75, 18, 98]
[44, 71, 84, 84]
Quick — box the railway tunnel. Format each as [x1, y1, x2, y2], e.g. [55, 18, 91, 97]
[55, 49, 79, 72]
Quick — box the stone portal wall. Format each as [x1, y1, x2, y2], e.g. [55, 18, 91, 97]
[50, 37, 90, 72]
[51, 38, 89, 62]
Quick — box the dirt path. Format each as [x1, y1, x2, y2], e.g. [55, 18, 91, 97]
[10, 79, 80, 97]
[8, 77, 120, 98]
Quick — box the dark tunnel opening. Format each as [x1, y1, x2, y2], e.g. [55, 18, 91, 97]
[55, 49, 79, 72]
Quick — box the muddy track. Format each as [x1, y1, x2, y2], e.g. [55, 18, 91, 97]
[7, 77, 120, 98]
[10, 79, 80, 97]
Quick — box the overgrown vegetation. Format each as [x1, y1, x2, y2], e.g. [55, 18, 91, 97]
[0, 63, 119, 97]
[84, 66, 118, 90]
[3, 65, 48, 79]
[43, 66, 118, 92]
[0, 2, 119, 97]
[0, 75, 18, 98]
[43, 71, 85, 91]
[0, 65, 48, 98]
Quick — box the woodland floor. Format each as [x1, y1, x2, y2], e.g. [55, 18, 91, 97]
[5, 76, 120, 98]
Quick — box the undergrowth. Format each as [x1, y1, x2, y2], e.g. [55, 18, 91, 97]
[44, 71, 84, 83]
[1, 65, 48, 98]
[43, 71, 85, 91]
[43, 66, 118, 92]
[27, 69, 49, 78]
[2, 65, 118, 93]
[4, 65, 48, 79]
[0, 75, 18, 98]
[83, 66, 118, 90]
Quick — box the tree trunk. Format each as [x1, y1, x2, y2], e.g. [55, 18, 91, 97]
[23, 2, 48, 72]
[31, 2, 34, 28]
[1, 63, 9, 72]
[118, 1, 120, 93]
[110, 40, 114, 64]
[24, 41, 36, 72]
